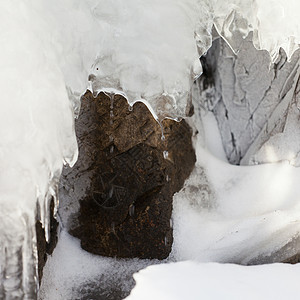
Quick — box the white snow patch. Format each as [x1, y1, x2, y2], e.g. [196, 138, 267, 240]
[39, 231, 158, 300]
[126, 261, 300, 300]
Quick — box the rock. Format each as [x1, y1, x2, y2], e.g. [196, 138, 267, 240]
[198, 35, 300, 165]
[61, 91, 195, 259]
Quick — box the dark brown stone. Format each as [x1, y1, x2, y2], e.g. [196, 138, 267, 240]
[70, 91, 195, 259]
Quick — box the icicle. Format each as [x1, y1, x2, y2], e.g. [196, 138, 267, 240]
[110, 145, 114, 154]
[22, 214, 38, 299]
[129, 204, 135, 217]
[0, 213, 37, 299]
[164, 236, 168, 246]
[110, 93, 114, 110]
[163, 151, 169, 160]
[159, 122, 165, 141]
[43, 194, 52, 243]
[0, 243, 4, 299]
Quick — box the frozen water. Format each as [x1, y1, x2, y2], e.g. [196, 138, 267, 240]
[0, 1, 78, 297]
[6, 0, 298, 121]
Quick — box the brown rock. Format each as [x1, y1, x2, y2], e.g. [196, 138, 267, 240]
[68, 91, 195, 259]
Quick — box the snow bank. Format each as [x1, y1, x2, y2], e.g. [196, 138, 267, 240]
[39, 231, 158, 300]
[126, 261, 300, 300]
[172, 150, 300, 264]
[172, 87, 300, 264]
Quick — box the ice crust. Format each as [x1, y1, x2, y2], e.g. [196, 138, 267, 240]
[4, 0, 298, 120]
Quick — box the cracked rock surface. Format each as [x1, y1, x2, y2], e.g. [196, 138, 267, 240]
[199, 35, 300, 165]
[59, 91, 195, 259]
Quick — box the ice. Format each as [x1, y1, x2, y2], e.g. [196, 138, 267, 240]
[0, 1, 78, 297]
[212, 0, 300, 62]
[85, 0, 300, 119]
[16, 0, 300, 121]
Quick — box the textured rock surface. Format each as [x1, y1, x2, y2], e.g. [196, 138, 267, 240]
[60, 91, 195, 259]
[199, 35, 300, 165]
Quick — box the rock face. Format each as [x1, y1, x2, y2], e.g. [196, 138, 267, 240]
[199, 35, 300, 165]
[61, 91, 195, 259]
[195, 35, 300, 264]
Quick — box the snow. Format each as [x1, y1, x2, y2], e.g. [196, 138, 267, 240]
[171, 87, 300, 264]
[39, 231, 159, 300]
[126, 261, 300, 300]
[199, 110, 228, 162]
[41, 63, 300, 298]
[172, 153, 300, 264]
[4, 0, 298, 121]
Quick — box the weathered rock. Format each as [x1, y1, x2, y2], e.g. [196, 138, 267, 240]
[63, 91, 195, 259]
[199, 35, 300, 165]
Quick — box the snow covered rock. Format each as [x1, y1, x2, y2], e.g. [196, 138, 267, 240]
[171, 55, 300, 265]
[199, 35, 300, 165]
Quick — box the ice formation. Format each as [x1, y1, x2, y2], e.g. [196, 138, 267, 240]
[0, 3, 78, 298]
[1, 0, 300, 298]
[126, 261, 300, 300]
